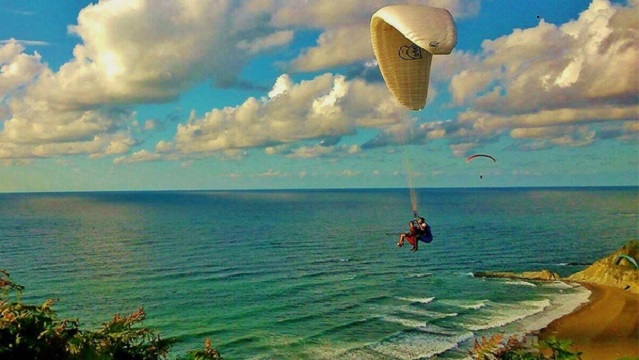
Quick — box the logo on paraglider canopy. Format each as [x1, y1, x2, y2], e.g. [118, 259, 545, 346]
[398, 44, 422, 60]
[429, 41, 440, 48]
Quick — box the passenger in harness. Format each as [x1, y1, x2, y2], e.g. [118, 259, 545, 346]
[396, 221, 418, 249]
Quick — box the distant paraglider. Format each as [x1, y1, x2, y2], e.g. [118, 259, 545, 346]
[466, 154, 497, 164]
[615, 254, 639, 269]
[370, 5, 457, 110]
[466, 154, 497, 180]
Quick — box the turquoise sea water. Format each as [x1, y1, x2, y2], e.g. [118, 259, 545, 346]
[2, 187, 637, 359]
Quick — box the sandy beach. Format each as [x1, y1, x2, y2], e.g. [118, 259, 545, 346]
[538, 283, 639, 360]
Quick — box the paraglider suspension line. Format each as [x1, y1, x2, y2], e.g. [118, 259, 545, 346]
[402, 144, 419, 216]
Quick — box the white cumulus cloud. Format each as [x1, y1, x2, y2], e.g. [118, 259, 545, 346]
[170, 73, 404, 155]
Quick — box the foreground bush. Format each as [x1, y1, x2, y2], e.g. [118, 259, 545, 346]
[469, 333, 582, 360]
[0, 270, 222, 360]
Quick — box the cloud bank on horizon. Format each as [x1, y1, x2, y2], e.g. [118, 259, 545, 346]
[0, 0, 637, 167]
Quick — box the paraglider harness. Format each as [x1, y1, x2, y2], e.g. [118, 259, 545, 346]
[413, 212, 433, 244]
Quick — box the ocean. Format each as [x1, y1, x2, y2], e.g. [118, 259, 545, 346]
[1, 187, 637, 359]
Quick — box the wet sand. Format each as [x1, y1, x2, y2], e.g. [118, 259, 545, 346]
[538, 283, 639, 360]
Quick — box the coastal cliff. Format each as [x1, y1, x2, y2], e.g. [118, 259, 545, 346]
[475, 240, 639, 294]
[567, 240, 639, 294]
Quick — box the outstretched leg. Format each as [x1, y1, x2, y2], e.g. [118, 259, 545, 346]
[405, 235, 416, 248]
[397, 234, 405, 247]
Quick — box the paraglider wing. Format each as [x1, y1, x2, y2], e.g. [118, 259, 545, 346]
[466, 154, 497, 180]
[466, 154, 497, 163]
[615, 254, 639, 269]
[370, 5, 456, 110]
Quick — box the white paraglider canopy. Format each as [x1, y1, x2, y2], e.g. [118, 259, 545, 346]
[370, 5, 456, 110]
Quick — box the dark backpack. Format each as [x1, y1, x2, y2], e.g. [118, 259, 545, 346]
[418, 225, 433, 243]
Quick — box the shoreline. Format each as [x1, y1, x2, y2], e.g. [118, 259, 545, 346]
[537, 282, 639, 360]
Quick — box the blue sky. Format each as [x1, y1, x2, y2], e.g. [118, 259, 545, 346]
[0, 0, 637, 192]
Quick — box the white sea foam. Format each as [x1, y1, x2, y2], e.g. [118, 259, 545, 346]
[381, 315, 426, 328]
[397, 306, 458, 319]
[541, 281, 577, 290]
[367, 331, 475, 360]
[457, 299, 551, 331]
[513, 284, 591, 335]
[379, 309, 460, 332]
[396, 296, 435, 304]
[418, 323, 464, 337]
[613, 212, 638, 217]
[440, 299, 490, 310]
[455, 284, 592, 339]
[505, 280, 537, 287]
[409, 273, 432, 278]
[325, 330, 474, 360]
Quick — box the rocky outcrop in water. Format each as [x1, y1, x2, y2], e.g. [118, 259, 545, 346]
[475, 241, 639, 294]
[474, 269, 560, 281]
